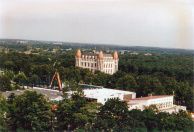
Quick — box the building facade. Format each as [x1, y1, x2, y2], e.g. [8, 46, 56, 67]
[75, 50, 119, 74]
[127, 94, 186, 113]
[66, 84, 136, 105]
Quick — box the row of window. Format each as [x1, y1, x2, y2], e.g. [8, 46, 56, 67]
[151, 98, 172, 103]
[104, 97, 119, 101]
[157, 102, 173, 109]
[82, 55, 97, 59]
[104, 69, 113, 74]
[81, 62, 97, 67]
[104, 63, 113, 68]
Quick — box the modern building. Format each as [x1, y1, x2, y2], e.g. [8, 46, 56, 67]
[75, 50, 119, 74]
[127, 94, 186, 113]
[66, 84, 136, 105]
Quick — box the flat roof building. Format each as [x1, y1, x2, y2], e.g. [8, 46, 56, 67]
[66, 84, 136, 105]
[127, 94, 186, 113]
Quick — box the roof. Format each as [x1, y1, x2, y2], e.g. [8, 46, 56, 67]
[98, 51, 103, 59]
[66, 88, 135, 99]
[113, 51, 118, 59]
[82, 52, 113, 58]
[2, 87, 64, 101]
[76, 49, 81, 57]
[103, 54, 113, 57]
[82, 52, 99, 57]
[130, 95, 173, 100]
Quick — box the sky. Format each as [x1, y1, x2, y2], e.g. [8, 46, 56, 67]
[0, 0, 194, 49]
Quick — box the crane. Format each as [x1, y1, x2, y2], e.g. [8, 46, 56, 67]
[49, 60, 62, 92]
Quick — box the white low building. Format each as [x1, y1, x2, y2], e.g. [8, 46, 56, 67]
[66, 87, 136, 105]
[127, 94, 186, 113]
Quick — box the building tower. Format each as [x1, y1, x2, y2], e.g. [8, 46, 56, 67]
[97, 51, 104, 71]
[75, 49, 81, 67]
[113, 51, 119, 73]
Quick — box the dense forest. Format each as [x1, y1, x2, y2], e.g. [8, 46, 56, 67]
[0, 42, 194, 131]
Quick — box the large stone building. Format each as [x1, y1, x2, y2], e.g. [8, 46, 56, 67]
[75, 49, 119, 74]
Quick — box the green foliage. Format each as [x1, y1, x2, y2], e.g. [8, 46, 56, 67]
[3, 61, 16, 70]
[136, 75, 165, 97]
[0, 75, 11, 91]
[6, 70, 15, 80]
[14, 72, 27, 84]
[31, 74, 40, 85]
[94, 99, 130, 131]
[14, 84, 21, 90]
[116, 74, 138, 91]
[7, 91, 52, 131]
[57, 92, 101, 131]
[0, 93, 8, 131]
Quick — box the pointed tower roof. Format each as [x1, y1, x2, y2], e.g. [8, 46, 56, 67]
[98, 51, 103, 59]
[76, 49, 81, 58]
[113, 51, 118, 59]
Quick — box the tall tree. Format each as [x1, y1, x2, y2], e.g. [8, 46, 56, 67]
[94, 99, 130, 131]
[7, 91, 52, 131]
[13, 72, 27, 84]
[116, 74, 138, 91]
[0, 93, 8, 131]
[0, 75, 12, 91]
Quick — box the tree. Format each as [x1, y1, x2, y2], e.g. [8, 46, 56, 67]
[3, 61, 16, 70]
[136, 75, 164, 97]
[14, 72, 27, 84]
[31, 74, 40, 86]
[0, 75, 12, 91]
[94, 99, 130, 131]
[80, 102, 102, 130]
[84, 73, 96, 85]
[160, 77, 178, 95]
[142, 108, 160, 131]
[128, 109, 147, 131]
[111, 71, 126, 88]
[0, 93, 8, 131]
[6, 70, 15, 80]
[57, 90, 88, 131]
[116, 74, 138, 91]
[175, 81, 193, 111]
[7, 91, 52, 131]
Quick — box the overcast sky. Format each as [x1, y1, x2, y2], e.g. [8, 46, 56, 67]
[0, 0, 193, 49]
